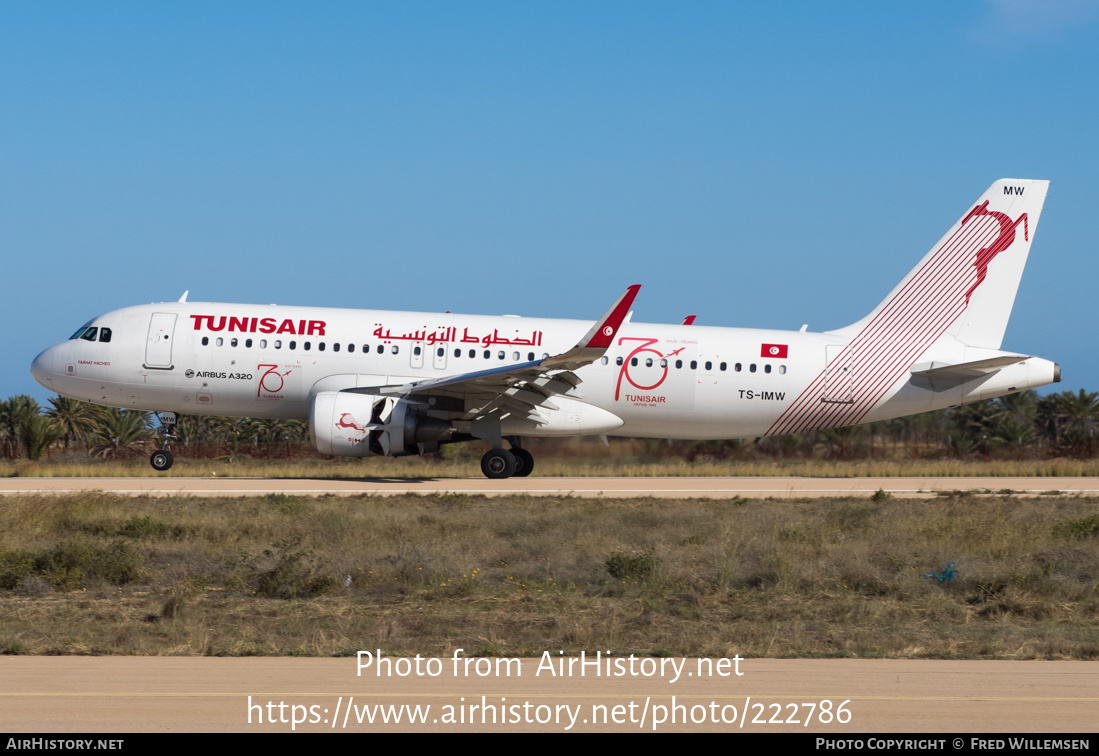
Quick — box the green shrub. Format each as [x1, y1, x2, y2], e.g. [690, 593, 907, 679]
[605, 550, 660, 581]
[0, 550, 36, 589]
[117, 516, 176, 539]
[1059, 515, 1099, 540]
[256, 539, 336, 598]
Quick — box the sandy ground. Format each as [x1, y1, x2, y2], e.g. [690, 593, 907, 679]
[1, 657, 1096, 733]
[1, 475, 1097, 498]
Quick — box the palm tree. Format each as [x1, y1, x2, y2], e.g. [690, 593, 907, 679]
[47, 396, 99, 452]
[997, 390, 1038, 425]
[1036, 393, 1062, 448]
[0, 396, 42, 458]
[1054, 390, 1099, 456]
[994, 419, 1039, 460]
[19, 414, 65, 460]
[89, 408, 155, 459]
[951, 400, 1004, 457]
[821, 424, 863, 459]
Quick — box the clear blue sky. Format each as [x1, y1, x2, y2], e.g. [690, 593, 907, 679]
[3, 1, 1097, 404]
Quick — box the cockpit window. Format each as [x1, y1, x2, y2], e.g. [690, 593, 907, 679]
[98, 328, 112, 343]
[79, 327, 98, 342]
[71, 326, 96, 340]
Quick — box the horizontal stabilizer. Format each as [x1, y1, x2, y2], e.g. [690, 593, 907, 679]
[910, 355, 1030, 391]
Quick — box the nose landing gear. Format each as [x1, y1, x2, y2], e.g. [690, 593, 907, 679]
[150, 412, 177, 471]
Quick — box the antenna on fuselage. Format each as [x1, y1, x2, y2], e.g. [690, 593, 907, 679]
[178, 290, 189, 303]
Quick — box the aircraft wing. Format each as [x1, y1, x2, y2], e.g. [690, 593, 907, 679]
[347, 285, 641, 416]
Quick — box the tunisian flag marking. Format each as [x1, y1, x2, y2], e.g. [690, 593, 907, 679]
[761, 343, 788, 358]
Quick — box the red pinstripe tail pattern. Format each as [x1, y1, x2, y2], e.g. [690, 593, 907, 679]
[766, 180, 1043, 437]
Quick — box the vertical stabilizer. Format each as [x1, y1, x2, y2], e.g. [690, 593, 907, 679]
[768, 179, 1049, 437]
[838, 178, 1048, 349]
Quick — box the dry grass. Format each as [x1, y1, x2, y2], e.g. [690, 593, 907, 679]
[6, 455, 1099, 479]
[1, 491, 1097, 658]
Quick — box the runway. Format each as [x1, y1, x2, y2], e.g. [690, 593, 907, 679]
[1, 475, 1097, 498]
[1, 657, 1095, 733]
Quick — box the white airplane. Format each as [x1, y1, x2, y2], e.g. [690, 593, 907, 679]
[31, 179, 1060, 478]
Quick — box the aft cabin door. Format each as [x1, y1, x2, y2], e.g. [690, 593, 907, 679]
[822, 344, 854, 404]
[145, 313, 177, 369]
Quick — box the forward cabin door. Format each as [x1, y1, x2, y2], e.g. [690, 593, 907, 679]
[145, 313, 177, 369]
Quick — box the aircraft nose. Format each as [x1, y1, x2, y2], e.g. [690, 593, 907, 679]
[30, 347, 56, 389]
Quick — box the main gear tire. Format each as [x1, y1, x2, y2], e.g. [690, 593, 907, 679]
[481, 449, 517, 479]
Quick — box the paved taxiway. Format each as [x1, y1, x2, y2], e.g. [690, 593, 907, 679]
[1, 475, 1097, 497]
[1, 657, 1096, 733]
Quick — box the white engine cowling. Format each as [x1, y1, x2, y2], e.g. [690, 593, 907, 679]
[310, 391, 451, 457]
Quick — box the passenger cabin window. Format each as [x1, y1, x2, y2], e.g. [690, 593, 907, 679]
[616, 356, 624, 366]
[332, 343, 339, 352]
[675, 360, 682, 369]
[690, 360, 697, 370]
[304, 342, 311, 351]
[230, 338, 238, 347]
[437, 347, 445, 357]
[377, 345, 384, 354]
[600, 356, 609, 365]
[720, 362, 726, 371]
[765, 364, 772, 373]
[245, 338, 253, 348]
[528, 352, 535, 361]
[318, 342, 326, 352]
[735, 363, 742, 372]
[274, 340, 282, 349]
[750, 363, 757, 373]
[391, 345, 399, 354]
[202, 336, 209, 346]
[454, 348, 462, 358]
[216, 337, 224, 347]
[289, 340, 296, 350]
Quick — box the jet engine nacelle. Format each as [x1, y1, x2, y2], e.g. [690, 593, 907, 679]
[310, 391, 451, 457]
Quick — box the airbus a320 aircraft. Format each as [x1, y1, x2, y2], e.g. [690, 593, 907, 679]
[31, 179, 1060, 478]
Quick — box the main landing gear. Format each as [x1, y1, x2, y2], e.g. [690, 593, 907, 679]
[150, 412, 177, 471]
[480, 440, 534, 480]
